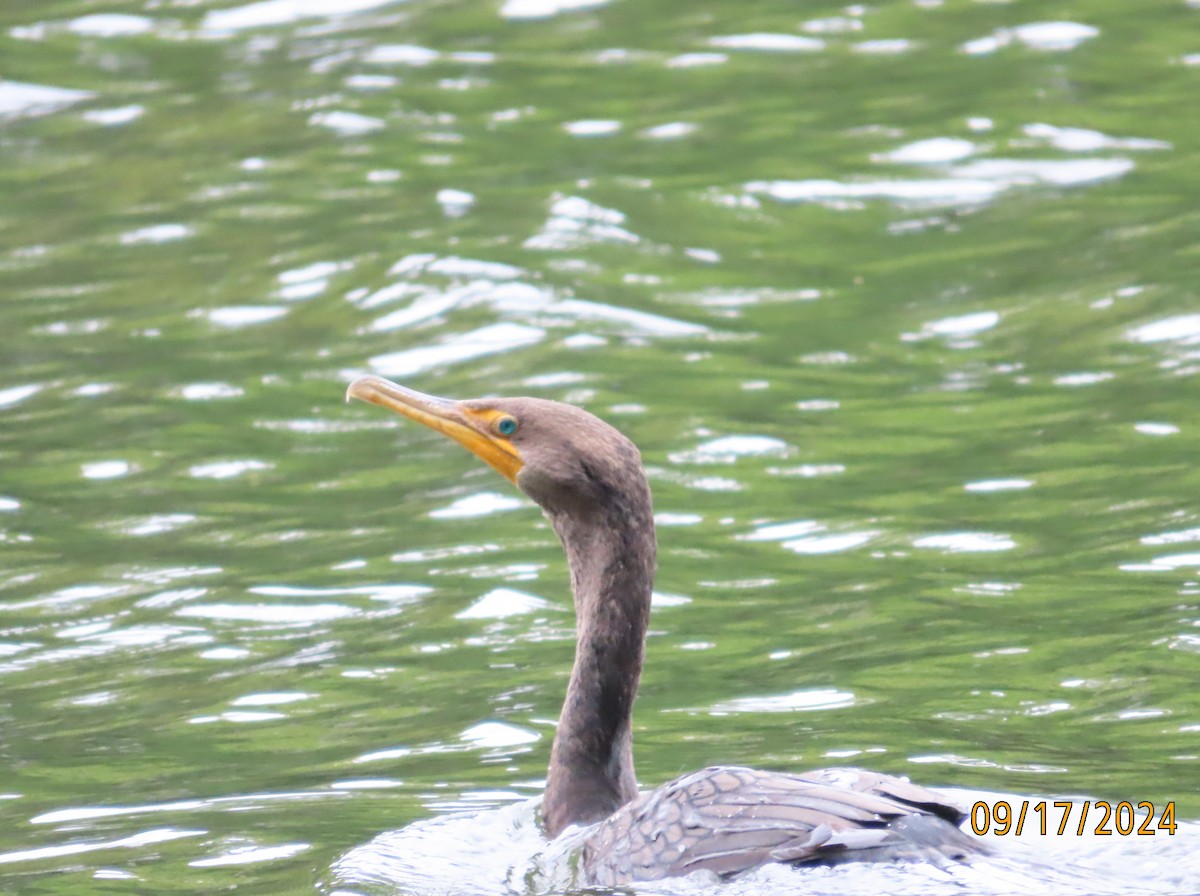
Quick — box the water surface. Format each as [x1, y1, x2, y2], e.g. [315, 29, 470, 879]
[1, 0, 1199, 893]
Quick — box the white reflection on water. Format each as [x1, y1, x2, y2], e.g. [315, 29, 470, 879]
[331, 778, 403, 790]
[708, 33, 825, 53]
[364, 44, 439, 65]
[748, 110, 1167, 213]
[201, 305, 288, 327]
[853, 39, 916, 55]
[190, 710, 286, 724]
[391, 543, 501, 563]
[250, 583, 430, 602]
[254, 417, 392, 433]
[910, 310, 1000, 341]
[35, 791, 345, 827]
[953, 157, 1134, 187]
[749, 176, 1001, 208]
[654, 511, 702, 526]
[351, 728, 536, 766]
[562, 332, 605, 348]
[877, 137, 977, 165]
[200, 0, 406, 35]
[0, 384, 42, 408]
[524, 195, 639, 250]
[1053, 371, 1113, 387]
[39, 317, 109, 335]
[1134, 422, 1180, 436]
[176, 602, 358, 623]
[555, 298, 706, 336]
[768, 463, 846, 478]
[309, 110, 385, 135]
[914, 532, 1016, 552]
[964, 479, 1033, 493]
[127, 566, 221, 586]
[741, 520, 821, 541]
[364, 272, 705, 339]
[332, 799, 543, 895]
[429, 492, 526, 519]
[61, 624, 194, 650]
[1141, 527, 1200, 546]
[641, 121, 697, 140]
[523, 371, 587, 387]
[783, 531, 876, 554]
[803, 16, 861, 34]
[81, 460, 134, 480]
[0, 80, 93, 119]
[709, 688, 857, 714]
[387, 253, 524, 281]
[134, 587, 207, 611]
[1023, 123, 1171, 152]
[961, 21, 1099, 55]
[74, 382, 114, 397]
[1127, 314, 1200, 344]
[749, 158, 1133, 210]
[368, 282, 535, 330]
[68, 14, 154, 36]
[667, 52, 728, 68]
[278, 260, 349, 301]
[460, 721, 540, 748]
[500, 0, 609, 20]
[0, 828, 204, 866]
[437, 188, 475, 217]
[455, 588, 550, 620]
[179, 382, 243, 400]
[188, 459, 272, 479]
[119, 223, 192, 245]
[956, 582, 1022, 597]
[190, 842, 310, 867]
[369, 322, 545, 377]
[231, 692, 310, 707]
[200, 646, 250, 661]
[670, 435, 789, 464]
[562, 119, 621, 136]
[676, 474, 742, 492]
[366, 167, 402, 183]
[1121, 552, 1200, 572]
[349, 74, 399, 91]
[354, 746, 411, 763]
[651, 591, 691, 608]
[4, 583, 127, 610]
[449, 559, 542, 581]
[82, 105, 144, 126]
[684, 247, 720, 265]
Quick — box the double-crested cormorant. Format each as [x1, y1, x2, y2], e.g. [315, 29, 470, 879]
[346, 375, 986, 885]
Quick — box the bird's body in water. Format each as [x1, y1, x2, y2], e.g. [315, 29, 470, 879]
[346, 376, 987, 885]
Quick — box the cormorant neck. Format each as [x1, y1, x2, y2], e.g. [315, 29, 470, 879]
[541, 488, 656, 838]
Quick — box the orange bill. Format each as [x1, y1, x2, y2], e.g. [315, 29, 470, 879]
[345, 375, 523, 483]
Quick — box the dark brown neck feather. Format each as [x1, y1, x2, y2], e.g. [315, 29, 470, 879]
[541, 476, 655, 837]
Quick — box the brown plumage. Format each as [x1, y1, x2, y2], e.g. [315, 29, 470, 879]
[346, 375, 988, 885]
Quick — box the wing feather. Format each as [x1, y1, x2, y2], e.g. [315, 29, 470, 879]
[581, 765, 986, 885]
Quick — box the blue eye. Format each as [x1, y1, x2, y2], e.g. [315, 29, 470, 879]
[497, 416, 517, 436]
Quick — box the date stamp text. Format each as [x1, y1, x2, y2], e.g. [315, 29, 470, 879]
[970, 800, 1177, 837]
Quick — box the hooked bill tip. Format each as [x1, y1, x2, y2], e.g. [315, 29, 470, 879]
[345, 375, 381, 405]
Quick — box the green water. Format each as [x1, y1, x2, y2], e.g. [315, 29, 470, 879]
[1, 1, 1199, 893]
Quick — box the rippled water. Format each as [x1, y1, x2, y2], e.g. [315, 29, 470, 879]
[2, 0, 1199, 893]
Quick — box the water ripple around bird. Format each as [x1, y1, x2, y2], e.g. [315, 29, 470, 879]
[2, 0, 1199, 893]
